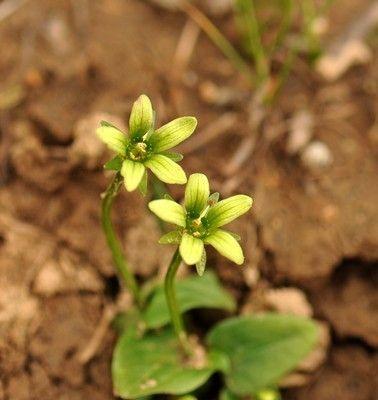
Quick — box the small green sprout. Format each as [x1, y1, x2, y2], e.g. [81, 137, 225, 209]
[148, 173, 253, 275]
[96, 94, 197, 192]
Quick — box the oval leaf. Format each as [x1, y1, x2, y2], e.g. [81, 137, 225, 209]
[207, 314, 318, 396]
[112, 328, 214, 398]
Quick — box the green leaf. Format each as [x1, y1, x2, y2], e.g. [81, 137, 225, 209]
[96, 121, 128, 155]
[184, 173, 210, 216]
[159, 230, 182, 244]
[178, 396, 198, 400]
[145, 154, 187, 185]
[204, 229, 244, 265]
[207, 314, 318, 396]
[150, 116, 197, 152]
[148, 199, 186, 227]
[121, 159, 146, 192]
[161, 152, 184, 162]
[129, 94, 154, 139]
[112, 328, 214, 398]
[196, 249, 207, 276]
[104, 155, 123, 171]
[143, 271, 236, 329]
[206, 195, 253, 228]
[180, 233, 204, 265]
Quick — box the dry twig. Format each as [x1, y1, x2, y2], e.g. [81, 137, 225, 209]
[0, 0, 28, 23]
[172, 19, 200, 81]
[179, 112, 238, 154]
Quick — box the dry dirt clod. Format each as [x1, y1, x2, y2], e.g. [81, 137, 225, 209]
[69, 112, 126, 170]
[287, 346, 378, 400]
[125, 215, 172, 278]
[0, 84, 25, 111]
[312, 264, 378, 348]
[44, 15, 73, 56]
[316, 1, 378, 80]
[9, 120, 72, 192]
[33, 249, 104, 296]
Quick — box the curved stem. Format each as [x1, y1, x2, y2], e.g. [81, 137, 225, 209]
[164, 248, 191, 354]
[101, 172, 141, 307]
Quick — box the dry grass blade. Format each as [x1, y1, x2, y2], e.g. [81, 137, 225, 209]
[172, 19, 200, 81]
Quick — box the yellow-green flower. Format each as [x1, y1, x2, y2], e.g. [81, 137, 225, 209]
[148, 173, 253, 275]
[96, 94, 197, 192]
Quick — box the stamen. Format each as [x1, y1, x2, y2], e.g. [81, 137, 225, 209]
[129, 142, 147, 160]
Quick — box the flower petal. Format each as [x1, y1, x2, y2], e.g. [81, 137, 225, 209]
[129, 94, 154, 139]
[121, 160, 145, 192]
[150, 117, 197, 152]
[206, 195, 253, 228]
[196, 249, 207, 276]
[179, 233, 204, 265]
[145, 154, 187, 184]
[96, 121, 128, 155]
[204, 229, 244, 265]
[148, 199, 186, 227]
[184, 173, 210, 216]
[158, 230, 182, 245]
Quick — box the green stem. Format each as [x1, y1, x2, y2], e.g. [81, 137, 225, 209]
[101, 172, 141, 307]
[234, 0, 269, 84]
[180, 0, 253, 85]
[164, 248, 191, 354]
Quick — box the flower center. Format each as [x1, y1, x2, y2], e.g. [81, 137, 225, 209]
[128, 142, 147, 161]
[186, 217, 208, 239]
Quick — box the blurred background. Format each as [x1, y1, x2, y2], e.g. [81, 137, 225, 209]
[0, 0, 377, 399]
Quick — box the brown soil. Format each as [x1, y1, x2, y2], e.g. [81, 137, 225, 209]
[0, 1, 377, 399]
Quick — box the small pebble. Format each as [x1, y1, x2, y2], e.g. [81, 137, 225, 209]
[301, 141, 333, 169]
[287, 109, 314, 155]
